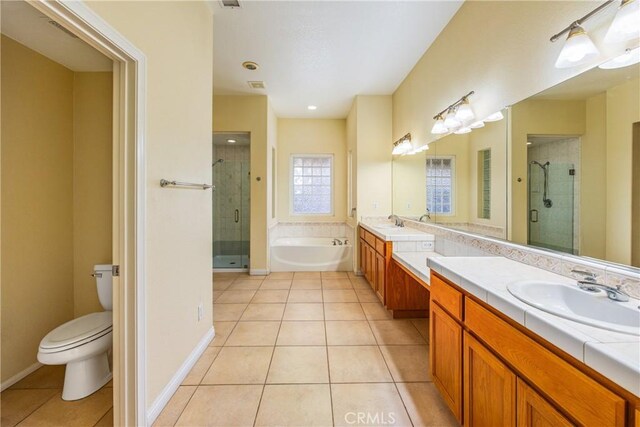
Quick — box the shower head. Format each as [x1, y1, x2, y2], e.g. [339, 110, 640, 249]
[212, 159, 224, 167]
[530, 160, 550, 169]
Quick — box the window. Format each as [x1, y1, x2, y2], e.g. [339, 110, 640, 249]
[426, 156, 455, 215]
[291, 154, 333, 215]
[477, 149, 491, 219]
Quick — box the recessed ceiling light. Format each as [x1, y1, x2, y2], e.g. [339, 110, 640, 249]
[527, 141, 533, 145]
[227, 139, 236, 143]
[307, 105, 317, 110]
[242, 61, 259, 71]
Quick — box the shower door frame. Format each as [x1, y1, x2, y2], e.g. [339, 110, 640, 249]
[30, 1, 148, 425]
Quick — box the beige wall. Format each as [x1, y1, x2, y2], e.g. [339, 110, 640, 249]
[1, 36, 75, 383]
[213, 95, 269, 272]
[606, 78, 640, 265]
[276, 119, 347, 222]
[73, 72, 113, 317]
[346, 101, 358, 229]
[86, 1, 214, 407]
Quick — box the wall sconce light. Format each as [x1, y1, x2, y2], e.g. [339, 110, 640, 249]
[430, 91, 474, 135]
[431, 114, 448, 134]
[484, 111, 504, 122]
[551, 0, 640, 69]
[599, 46, 640, 68]
[392, 133, 413, 155]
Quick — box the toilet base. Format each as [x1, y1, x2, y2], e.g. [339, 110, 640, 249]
[62, 352, 112, 401]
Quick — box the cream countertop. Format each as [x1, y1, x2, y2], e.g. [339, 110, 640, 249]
[359, 221, 435, 242]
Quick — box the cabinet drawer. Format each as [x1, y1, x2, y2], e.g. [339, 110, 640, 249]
[359, 227, 365, 239]
[364, 230, 376, 247]
[430, 273, 463, 321]
[465, 299, 626, 427]
[375, 238, 386, 255]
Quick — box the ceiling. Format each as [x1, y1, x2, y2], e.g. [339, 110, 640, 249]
[213, 0, 463, 118]
[1, 0, 112, 72]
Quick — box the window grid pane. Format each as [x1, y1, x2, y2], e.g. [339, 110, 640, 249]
[426, 157, 455, 215]
[292, 155, 332, 214]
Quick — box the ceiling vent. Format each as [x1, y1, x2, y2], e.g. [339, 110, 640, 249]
[247, 81, 266, 89]
[219, 0, 241, 8]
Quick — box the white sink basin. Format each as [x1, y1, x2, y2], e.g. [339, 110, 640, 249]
[372, 224, 398, 229]
[507, 280, 640, 336]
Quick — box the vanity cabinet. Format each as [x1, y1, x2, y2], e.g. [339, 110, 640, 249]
[387, 259, 429, 317]
[430, 271, 632, 427]
[358, 226, 391, 303]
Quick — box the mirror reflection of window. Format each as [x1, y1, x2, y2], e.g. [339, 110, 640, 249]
[477, 149, 491, 219]
[426, 156, 455, 215]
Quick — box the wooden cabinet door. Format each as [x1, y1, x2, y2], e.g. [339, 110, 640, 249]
[517, 379, 574, 427]
[430, 302, 463, 423]
[359, 239, 366, 277]
[375, 252, 385, 302]
[463, 331, 516, 427]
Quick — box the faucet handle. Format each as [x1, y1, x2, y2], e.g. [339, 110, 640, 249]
[571, 269, 597, 281]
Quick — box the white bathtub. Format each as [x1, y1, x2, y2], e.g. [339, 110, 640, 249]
[270, 237, 352, 272]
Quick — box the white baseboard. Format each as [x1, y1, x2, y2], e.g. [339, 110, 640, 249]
[1, 361, 43, 392]
[250, 269, 269, 276]
[146, 326, 214, 425]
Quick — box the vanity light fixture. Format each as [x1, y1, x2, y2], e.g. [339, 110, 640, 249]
[484, 111, 504, 122]
[443, 108, 462, 130]
[454, 126, 472, 135]
[455, 98, 475, 122]
[431, 114, 449, 134]
[604, 0, 640, 44]
[554, 25, 601, 68]
[392, 133, 413, 155]
[430, 91, 474, 135]
[469, 120, 485, 129]
[599, 46, 640, 68]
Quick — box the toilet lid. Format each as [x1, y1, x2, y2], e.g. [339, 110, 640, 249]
[40, 311, 112, 351]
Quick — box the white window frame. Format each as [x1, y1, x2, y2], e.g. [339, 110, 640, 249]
[290, 153, 334, 216]
[426, 155, 456, 216]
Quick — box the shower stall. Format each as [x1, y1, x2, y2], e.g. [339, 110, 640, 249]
[527, 136, 579, 255]
[212, 132, 250, 270]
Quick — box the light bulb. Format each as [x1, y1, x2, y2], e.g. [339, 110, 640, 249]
[431, 117, 448, 134]
[392, 144, 404, 155]
[555, 25, 600, 68]
[454, 126, 472, 134]
[455, 100, 475, 122]
[604, 0, 640, 44]
[443, 110, 461, 129]
[484, 111, 504, 122]
[469, 121, 485, 129]
[399, 139, 413, 154]
[599, 46, 640, 69]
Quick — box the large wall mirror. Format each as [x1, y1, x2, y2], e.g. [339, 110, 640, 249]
[510, 62, 639, 268]
[392, 108, 509, 239]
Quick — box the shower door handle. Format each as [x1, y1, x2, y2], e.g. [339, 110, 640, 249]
[235, 209, 239, 223]
[530, 209, 538, 223]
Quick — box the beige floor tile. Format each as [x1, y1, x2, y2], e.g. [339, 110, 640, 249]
[351, 278, 371, 289]
[228, 279, 262, 290]
[152, 386, 196, 427]
[213, 303, 247, 321]
[266, 272, 294, 280]
[361, 302, 393, 320]
[240, 303, 285, 321]
[380, 345, 431, 382]
[175, 385, 262, 426]
[323, 289, 358, 302]
[251, 290, 289, 303]
[212, 291, 223, 302]
[355, 288, 380, 302]
[287, 289, 323, 303]
[328, 346, 392, 383]
[225, 321, 280, 346]
[182, 347, 222, 385]
[293, 272, 321, 279]
[369, 320, 427, 345]
[10, 365, 65, 389]
[0, 389, 59, 427]
[410, 318, 429, 342]
[325, 321, 377, 345]
[282, 303, 324, 321]
[237, 274, 265, 281]
[321, 271, 348, 279]
[214, 272, 242, 280]
[216, 290, 256, 304]
[212, 280, 233, 291]
[396, 382, 458, 427]
[260, 280, 292, 290]
[331, 383, 412, 427]
[267, 347, 329, 384]
[210, 321, 237, 346]
[291, 279, 322, 290]
[94, 407, 113, 426]
[255, 384, 333, 427]
[202, 347, 273, 385]
[321, 278, 353, 289]
[324, 303, 366, 320]
[17, 387, 112, 427]
[277, 321, 326, 346]
[347, 272, 361, 279]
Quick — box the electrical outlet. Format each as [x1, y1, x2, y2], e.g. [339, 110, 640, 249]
[197, 303, 203, 321]
[373, 201, 379, 209]
[407, 202, 412, 209]
[421, 241, 434, 250]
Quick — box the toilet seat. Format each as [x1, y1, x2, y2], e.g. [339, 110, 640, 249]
[39, 311, 112, 353]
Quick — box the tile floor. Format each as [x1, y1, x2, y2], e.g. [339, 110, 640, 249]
[0, 365, 113, 427]
[155, 271, 458, 427]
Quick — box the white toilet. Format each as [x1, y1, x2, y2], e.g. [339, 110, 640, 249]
[38, 264, 113, 401]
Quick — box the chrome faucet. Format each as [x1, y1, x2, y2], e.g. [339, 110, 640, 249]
[332, 238, 343, 246]
[572, 269, 629, 302]
[419, 210, 431, 222]
[387, 214, 405, 227]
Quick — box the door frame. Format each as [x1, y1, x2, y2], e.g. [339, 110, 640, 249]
[30, 1, 147, 425]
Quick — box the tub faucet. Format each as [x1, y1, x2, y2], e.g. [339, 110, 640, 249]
[388, 215, 405, 227]
[333, 238, 343, 246]
[572, 269, 630, 302]
[419, 210, 431, 222]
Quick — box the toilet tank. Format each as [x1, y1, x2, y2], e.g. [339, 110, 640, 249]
[94, 264, 113, 311]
